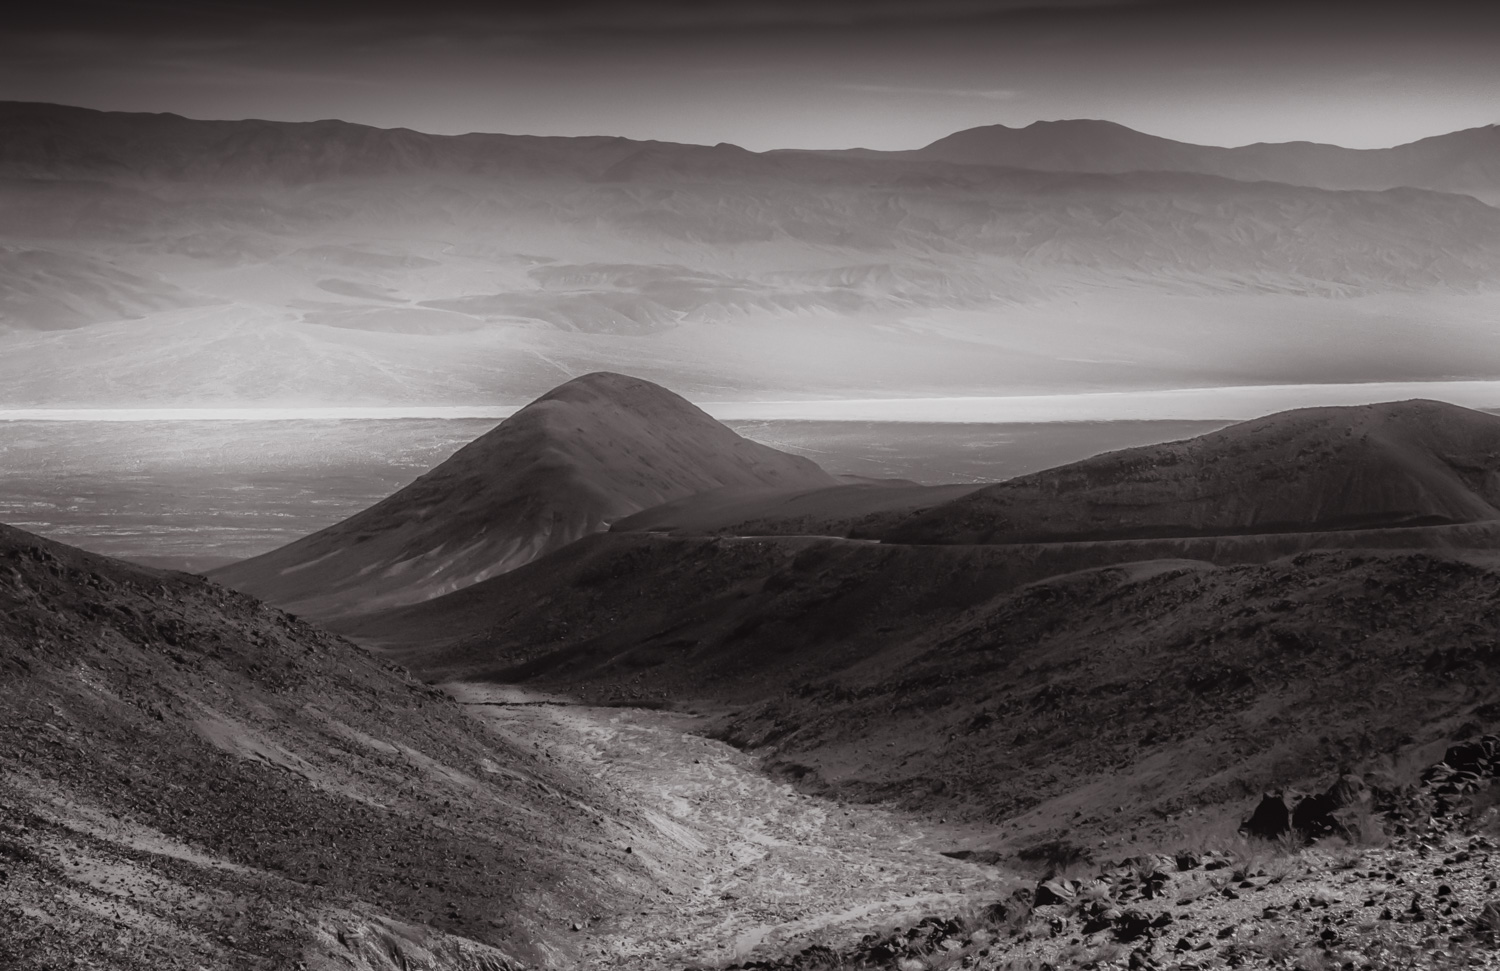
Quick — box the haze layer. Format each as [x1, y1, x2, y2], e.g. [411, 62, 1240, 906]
[3, 103, 1499, 407]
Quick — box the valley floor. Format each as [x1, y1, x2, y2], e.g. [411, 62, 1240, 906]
[447, 684, 1006, 969]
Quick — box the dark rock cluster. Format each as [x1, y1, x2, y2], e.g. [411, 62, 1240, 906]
[1242, 773, 1373, 841]
[700, 913, 999, 971]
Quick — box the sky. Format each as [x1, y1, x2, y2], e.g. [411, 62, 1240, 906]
[2, 0, 1498, 151]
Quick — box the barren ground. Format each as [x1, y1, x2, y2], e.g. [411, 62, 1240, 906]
[448, 684, 1007, 969]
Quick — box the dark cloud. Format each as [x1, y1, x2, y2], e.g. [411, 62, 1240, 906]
[11, 0, 1172, 32]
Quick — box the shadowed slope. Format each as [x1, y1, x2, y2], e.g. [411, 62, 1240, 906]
[212, 372, 836, 619]
[326, 398, 1500, 861]
[346, 399, 1500, 674]
[879, 399, 1500, 545]
[714, 549, 1500, 852]
[0, 523, 671, 970]
[345, 533, 1500, 855]
[610, 480, 981, 539]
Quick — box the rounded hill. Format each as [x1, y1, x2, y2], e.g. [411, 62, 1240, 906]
[212, 372, 836, 618]
[880, 399, 1500, 545]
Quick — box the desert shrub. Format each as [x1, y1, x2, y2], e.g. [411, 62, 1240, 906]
[1260, 852, 1299, 882]
[1303, 836, 1365, 872]
[1472, 899, 1500, 945]
[952, 893, 1028, 935]
[1341, 804, 1390, 847]
[1249, 928, 1297, 963]
[1087, 941, 1125, 965]
[1272, 827, 1309, 856]
[1465, 780, 1500, 835]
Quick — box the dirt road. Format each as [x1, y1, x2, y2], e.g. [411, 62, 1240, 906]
[449, 684, 1007, 969]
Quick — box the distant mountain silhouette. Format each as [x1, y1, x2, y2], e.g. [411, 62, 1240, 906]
[897, 119, 1500, 203]
[881, 399, 1500, 545]
[5, 102, 1500, 406]
[213, 372, 836, 618]
[0, 100, 675, 183]
[11, 101, 1494, 200]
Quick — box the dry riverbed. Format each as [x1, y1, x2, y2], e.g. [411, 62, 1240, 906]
[448, 683, 1007, 969]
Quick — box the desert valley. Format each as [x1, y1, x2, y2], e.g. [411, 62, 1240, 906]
[4, 25, 1500, 969]
[6, 368, 1500, 970]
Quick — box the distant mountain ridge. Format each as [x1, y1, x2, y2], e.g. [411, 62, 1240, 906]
[4, 101, 1500, 407]
[212, 372, 837, 619]
[875, 118, 1500, 204]
[6, 101, 1498, 200]
[0, 100, 680, 184]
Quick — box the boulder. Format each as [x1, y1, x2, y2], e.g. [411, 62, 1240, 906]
[1034, 879, 1081, 906]
[1246, 776, 1372, 840]
[1242, 790, 1298, 838]
[1445, 736, 1499, 775]
[1114, 909, 1154, 942]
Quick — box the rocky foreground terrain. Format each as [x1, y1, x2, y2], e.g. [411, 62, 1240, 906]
[706, 738, 1500, 971]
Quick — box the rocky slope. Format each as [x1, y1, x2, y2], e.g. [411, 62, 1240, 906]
[320, 398, 1500, 858]
[0, 521, 686, 970]
[697, 738, 1500, 971]
[878, 399, 1500, 546]
[212, 372, 836, 619]
[357, 537, 1500, 856]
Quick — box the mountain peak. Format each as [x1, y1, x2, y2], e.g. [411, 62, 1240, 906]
[1022, 118, 1136, 131]
[536, 369, 681, 402]
[214, 373, 836, 620]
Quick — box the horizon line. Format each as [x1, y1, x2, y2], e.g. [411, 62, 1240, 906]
[5, 380, 1500, 424]
[8, 99, 1495, 157]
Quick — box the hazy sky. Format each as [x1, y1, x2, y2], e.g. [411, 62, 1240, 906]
[4, 0, 1497, 150]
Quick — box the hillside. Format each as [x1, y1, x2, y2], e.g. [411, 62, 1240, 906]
[0, 521, 1037, 970]
[347, 529, 1500, 859]
[346, 399, 1500, 677]
[326, 398, 1500, 866]
[610, 480, 979, 539]
[0, 522, 661, 970]
[880, 399, 1500, 546]
[212, 372, 836, 619]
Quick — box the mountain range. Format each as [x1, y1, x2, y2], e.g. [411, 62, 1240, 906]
[9, 103, 1498, 201]
[2, 102, 1499, 406]
[888, 119, 1500, 204]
